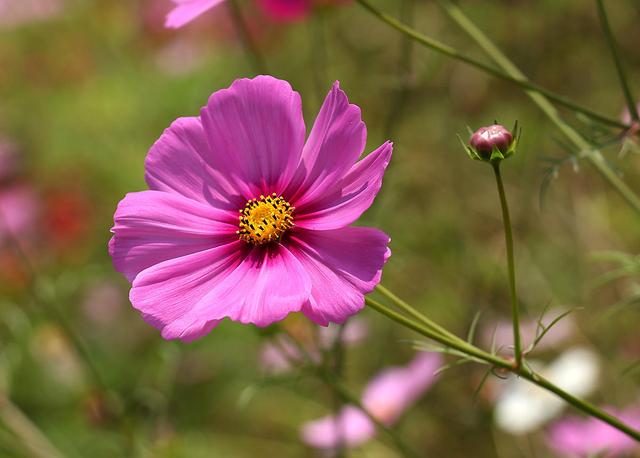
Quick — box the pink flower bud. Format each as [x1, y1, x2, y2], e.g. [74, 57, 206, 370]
[470, 124, 514, 159]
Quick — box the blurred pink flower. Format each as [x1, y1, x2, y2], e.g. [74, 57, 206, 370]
[0, 185, 38, 245]
[547, 406, 640, 457]
[0, 0, 64, 29]
[260, 319, 368, 373]
[483, 310, 576, 355]
[110, 76, 392, 341]
[256, 0, 311, 21]
[318, 318, 368, 349]
[165, 0, 225, 28]
[260, 334, 320, 373]
[300, 352, 442, 450]
[165, 0, 349, 28]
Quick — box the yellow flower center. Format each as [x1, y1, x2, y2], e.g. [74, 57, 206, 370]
[237, 193, 294, 245]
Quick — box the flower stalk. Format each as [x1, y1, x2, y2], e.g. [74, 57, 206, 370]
[356, 0, 640, 215]
[594, 0, 639, 123]
[491, 162, 522, 368]
[365, 294, 640, 441]
[277, 326, 420, 458]
[355, 0, 627, 129]
[433, 0, 640, 216]
[0, 393, 65, 458]
[227, 0, 267, 74]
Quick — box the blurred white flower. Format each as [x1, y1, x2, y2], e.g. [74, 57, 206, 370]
[494, 347, 600, 434]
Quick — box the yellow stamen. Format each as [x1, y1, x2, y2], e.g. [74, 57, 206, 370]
[237, 193, 294, 245]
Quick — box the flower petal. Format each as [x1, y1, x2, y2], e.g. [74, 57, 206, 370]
[109, 190, 237, 282]
[362, 352, 442, 424]
[295, 141, 392, 230]
[145, 116, 244, 211]
[287, 227, 390, 326]
[287, 81, 366, 208]
[141, 244, 312, 336]
[300, 406, 375, 450]
[130, 241, 244, 341]
[165, 0, 225, 29]
[547, 407, 640, 457]
[191, 244, 311, 326]
[201, 76, 306, 198]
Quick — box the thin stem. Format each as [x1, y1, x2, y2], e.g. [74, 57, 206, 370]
[227, 0, 267, 74]
[434, 0, 640, 215]
[0, 393, 65, 458]
[516, 367, 640, 441]
[328, 323, 347, 458]
[383, 0, 416, 138]
[355, 0, 627, 129]
[0, 211, 108, 394]
[367, 296, 640, 440]
[376, 284, 467, 345]
[366, 295, 640, 441]
[356, 0, 640, 213]
[595, 0, 638, 122]
[318, 372, 421, 458]
[277, 326, 418, 457]
[491, 163, 522, 368]
[366, 297, 510, 369]
[310, 11, 329, 106]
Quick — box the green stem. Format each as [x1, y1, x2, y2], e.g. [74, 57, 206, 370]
[0, 211, 109, 394]
[0, 394, 65, 458]
[365, 296, 640, 441]
[310, 11, 329, 106]
[376, 284, 467, 345]
[366, 298, 510, 369]
[595, 0, 638, 123]
[277, 327, 418, 457]
[383, 0, 416, 138]
[491, 163, 522, 368]
[227, 0, 267, 74]
[515, 367, 640, 441]
[328, 323, 347, 458]
[434, 0, 640, 215]
[355, 0, 627, 129]
[318, 372, 421, 458]
[356, 0, 640, 213]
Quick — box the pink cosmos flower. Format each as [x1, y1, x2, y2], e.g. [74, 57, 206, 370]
[547, 406, 640, 457]
[165, 0, 349, 28]
[300, 352, 442, 450]
[109, 76, 392, 342]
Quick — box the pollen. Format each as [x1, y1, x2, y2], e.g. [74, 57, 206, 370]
[237, 193, 294, 245]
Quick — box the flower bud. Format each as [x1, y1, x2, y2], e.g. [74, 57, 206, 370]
[462, 122, 519, 163]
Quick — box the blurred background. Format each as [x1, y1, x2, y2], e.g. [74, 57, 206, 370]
[1, 0, 639, 456]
